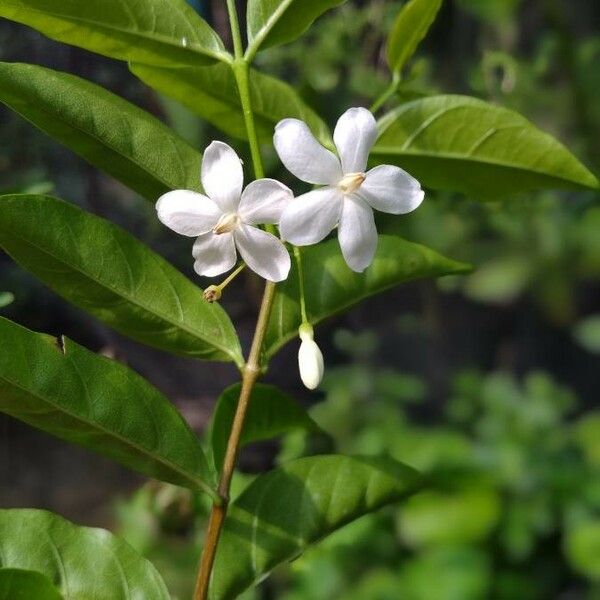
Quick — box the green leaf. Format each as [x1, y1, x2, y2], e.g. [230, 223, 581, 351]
[0, 569, 63, 600]
[211, 384, 323, 472]
[0, 194, 243, 366]
[0, 0, 229, 67]
[0, 509, 169, 599]
[0, 316, 217, 496]
[246, 0, 347, 57]
[0, 62, 202, 201]
[387, 0, 443, 75]
[130, 62, 332, 147]
[373, 95, 599, 197]
[209, 455, 423, 599]
[264, 235, 470, 360]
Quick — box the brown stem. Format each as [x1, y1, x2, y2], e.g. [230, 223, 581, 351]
[193, 281, 276, 600]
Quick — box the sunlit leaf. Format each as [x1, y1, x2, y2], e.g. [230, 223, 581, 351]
[0, 569, 62, 600]
[0, 316, 217, 496]
[564, 520, 600, 579]
[211, 384, 323, 472]
[387, 0, 443, 75]
[0, 509, 169, 599]
[246, 0, 347, 57]
[130, 62, 331, 146]
[373, 95, 599, 197]
[0, 62, 202, 201]
[209, 455, 423, 599]
[0, 195, 243, 366]
[0, 0, 229, 67]
[264, 235, 470, 360]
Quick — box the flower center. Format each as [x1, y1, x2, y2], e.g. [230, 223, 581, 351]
[337, 172, 366, 195]
[212, 212, 240, 235]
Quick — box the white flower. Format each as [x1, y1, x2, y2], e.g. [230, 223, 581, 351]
[298, 324, 324, 390]
[156, 141, 292, 282]
[274, 107, 424, 272]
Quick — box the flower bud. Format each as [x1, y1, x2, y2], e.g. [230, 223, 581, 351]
[298, 324, 324, 390]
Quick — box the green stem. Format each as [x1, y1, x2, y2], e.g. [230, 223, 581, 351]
[294, 246, 308, 324]
[193, 2, 279, 598]
[370, 74, 401, 114]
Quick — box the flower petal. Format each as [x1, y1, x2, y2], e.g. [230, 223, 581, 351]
[274, 119, 342, 185]
[279, 187, 343, 246]
[192, 231, 237, 277]
[238, 178, 293, 225]
[358, 165, 425, 214]
[156, 190, 221, 236]
[234, 224, 291, 282]
[201, 141, 244, 212]
[333, 107, 378, 174]
[338, 195, 377, 273]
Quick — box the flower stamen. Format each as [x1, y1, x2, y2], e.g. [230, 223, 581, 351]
[212, 212, 240, 234]
[337, 172, 366, 195]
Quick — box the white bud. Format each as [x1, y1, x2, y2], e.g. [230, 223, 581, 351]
[298, 324, 324, 390]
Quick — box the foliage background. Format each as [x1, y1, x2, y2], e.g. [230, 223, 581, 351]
[0, 0, 598, 598]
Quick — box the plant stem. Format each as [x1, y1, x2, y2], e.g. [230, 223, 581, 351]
[294, 246, 308, 324]
[369, 75, 400, 114]
[193, 2, 278, 598]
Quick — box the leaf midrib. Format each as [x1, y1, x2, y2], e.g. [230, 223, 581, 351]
[0, 224, 240, 363]
[246, 0, 294, 56]
[0, 369, 212, 495]
[370, 146, 597, 186]
[1, 3, 229, 63]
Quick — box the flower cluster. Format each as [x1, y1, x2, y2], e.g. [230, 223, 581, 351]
[157, 107, 424, 388]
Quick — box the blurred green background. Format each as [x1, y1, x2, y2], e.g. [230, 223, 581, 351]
[0, 0, 599, 598]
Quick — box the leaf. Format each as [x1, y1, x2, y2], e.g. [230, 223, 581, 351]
[0, 569, 63, 600]
[0, 509, 170, 599]
[387, 0, 443, 75]
[264, 235, 470, 360]
[0, 195, 243, 366]
[211, 384, 323, 472]
[0, 316, 218, 496]
[373, 95, 599, 197]
[246, 0, 347, 57]
[0, 0, 229, 67]
[130, 62, 332, 147]
[0, 62, 202, 201]
[209, 455, 423, 599]
[564, 519, 600, 579]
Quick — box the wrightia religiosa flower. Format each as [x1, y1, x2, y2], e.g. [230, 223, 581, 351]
[156, 141, 292, 282]
[274, 107, 425, 272]
[297, 323, 324, 390]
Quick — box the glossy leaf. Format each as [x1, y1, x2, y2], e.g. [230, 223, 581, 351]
[0, 0, 229, 67]
[373, 95, 599, 197]
[246, 0, 347, 56]
[264, 235, 470, 360]
[130, 62, 331, 146]
[0, 195, 243, 366]
[0, 62, 202, 201]
[209, 455, 423, 599]
[0, 316, 217, 496]
[211, 383, 323, 472]
[0, 509, 169, 599]
[0, 569, 62, 600]
[387, 0, 443, 75]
